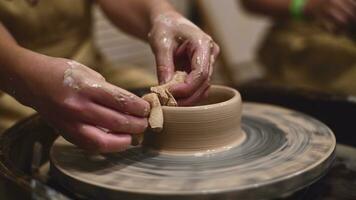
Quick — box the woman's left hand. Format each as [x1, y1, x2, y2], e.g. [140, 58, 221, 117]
[148, 12, 220, 106]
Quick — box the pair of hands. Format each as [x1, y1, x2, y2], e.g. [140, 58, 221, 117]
[30, 13, 219, 153]
[307, 0, 356, 32]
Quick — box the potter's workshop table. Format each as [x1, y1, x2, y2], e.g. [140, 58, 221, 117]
[0, 85, 355, 200]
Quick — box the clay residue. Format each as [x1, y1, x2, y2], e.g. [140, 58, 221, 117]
[63, 60, 149, 117]
[63, 60, 105, 91]
[152, 12, 201, 31]
[63, 62, 81, 90]
[142, 93, 163, 132]
[132, 93, 163, 147]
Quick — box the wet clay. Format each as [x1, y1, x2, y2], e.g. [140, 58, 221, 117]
[142, 93, 163, 132]
[132, 93, 164, 146]
[134, 71, 187, 145]
[150, 71, 187, 106]
[144, 85, 244, 154]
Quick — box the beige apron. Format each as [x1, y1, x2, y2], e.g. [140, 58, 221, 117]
[0, 0, 156, 133]
[258, 20, 356, 94]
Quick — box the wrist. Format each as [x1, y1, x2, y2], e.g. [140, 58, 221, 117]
[0, 47, 52, 106]
[148, 1, 180, 27]
[0, 46, 28, 93]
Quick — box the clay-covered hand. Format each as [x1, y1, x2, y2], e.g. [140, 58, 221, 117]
[148, 12, 220, 106]
[25, 56, 150, 153]
[307, 0, 356, 32]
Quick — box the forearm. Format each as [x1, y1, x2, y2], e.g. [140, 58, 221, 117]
[97, 0, 177, 40]
[0, 23, 26, 94]
[0, 23, 47, 105]
[241, 0, 321, 18]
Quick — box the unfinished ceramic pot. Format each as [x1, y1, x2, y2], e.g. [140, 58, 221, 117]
[144, 85, 244, 154]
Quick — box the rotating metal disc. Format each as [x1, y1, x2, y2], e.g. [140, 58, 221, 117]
[50, 103, 336, 200]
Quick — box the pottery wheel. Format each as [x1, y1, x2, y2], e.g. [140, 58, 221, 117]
[50, 103, 336, 200]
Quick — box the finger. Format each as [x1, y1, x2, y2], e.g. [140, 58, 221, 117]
[212, 42, 220, 59]
[177, 82, 210, 106]
[333, 0, 356, 22]
[175, 40, 190, 56]
[152, 37, 175, 84]
[82, 83, 150, 117]
[318, 15, 338, 32]
[202, 87, 210, 99]
[60, 122, 131, 153]
[208, 42, 220, 79]
[327, 7, 350, 28]
[82, 102, 148, 134]
[170, 39, 211, 98]
[347, 0, 356, 23]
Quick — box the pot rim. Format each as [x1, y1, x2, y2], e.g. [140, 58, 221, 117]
[162, 85, 241, 111]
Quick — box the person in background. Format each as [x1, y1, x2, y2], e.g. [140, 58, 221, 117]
[0, 0, 219, 152]
[241, 0, 356, 94]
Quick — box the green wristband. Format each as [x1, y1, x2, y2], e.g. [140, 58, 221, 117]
[290, 0, 307, 20]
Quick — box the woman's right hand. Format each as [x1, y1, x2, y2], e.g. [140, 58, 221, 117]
[21, 54, 150, 153]
[307, 0, 356, 32]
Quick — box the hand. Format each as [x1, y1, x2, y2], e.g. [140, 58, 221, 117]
[148, 12, 220, 106]
[25, 56, 150, 153]
[307, 0, 356, 32]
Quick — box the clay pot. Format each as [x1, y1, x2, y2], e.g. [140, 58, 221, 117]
[144, 85, 244, 154]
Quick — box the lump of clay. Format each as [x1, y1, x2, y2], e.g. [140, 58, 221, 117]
[132, 93, 164, 146]
[142, 93, 163, 132]
[132, 71, 187, 146]
[150, 71, 187, 106]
